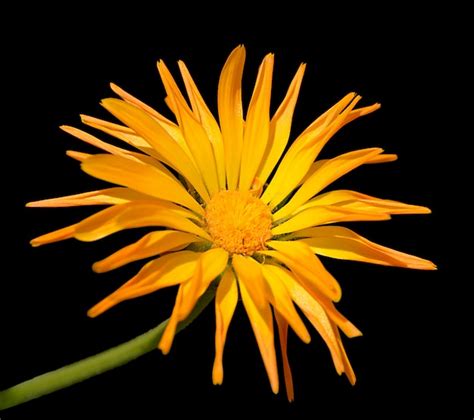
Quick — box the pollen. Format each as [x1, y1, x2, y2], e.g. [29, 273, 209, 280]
[205, 190, 273, 255]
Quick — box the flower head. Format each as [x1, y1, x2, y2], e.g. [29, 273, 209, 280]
[28, 46, 435, 400]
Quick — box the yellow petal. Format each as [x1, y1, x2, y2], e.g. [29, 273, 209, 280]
[213, 268, 238, 385]
[343, 102, 381, 127]
[274, 147, 384, 220]
[88, 251, 199, 317]
[66, 150, 91, 162]
[272, 205, 390, 235]
[178, 248, 229, 318]
[158, 285, 184, 355]
[332, 322, 357, 385]
[261, 264, 310, 343]
[30, 225, 76, 247]
[239, 53, 274, 191]
[274, 311, 294, 402]
[264, 240, 341, 301]
[178, 60, 226, 190]
[82, 154, 203, 215]
[64, 124, 173, 175]
[158, 61, 219, 196]
[74, 201, 210, 242]
[261, 93, 362, 206]
[258, 63, 306, 186]
[109, 83, 181, 135]
[232, 254, 269, 309]
[298, 226, 436, 270]
[26, 187, 153, 208]
[267, 263, 361, 338]
[218, 46, 246, 190]
[298, 153, 397, 187]
[365, 153, 397, 164]
[93, 230, 202, 273]
[101, 98, 210, 202]
[160, 248, 229, 353]
[235, 260, 279, 394]
[81, 113, 136, 134]
[158, 261, 202, 355]
[108, 84, 193, 160]
[80, 114, 165, 161]
[60, 125, 134, 158]
[294, 189, 431, 215]
[269, 264, 344, 374]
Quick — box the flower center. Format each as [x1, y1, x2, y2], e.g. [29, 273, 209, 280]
[205, 190, 273, 255]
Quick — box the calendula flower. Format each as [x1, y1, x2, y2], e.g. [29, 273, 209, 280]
[28, 45, 435, 401]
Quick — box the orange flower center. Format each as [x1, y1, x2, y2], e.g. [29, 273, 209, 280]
[205, 190, 273, 255]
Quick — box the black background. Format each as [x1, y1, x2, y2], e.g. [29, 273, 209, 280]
[1, 7, 464, 419]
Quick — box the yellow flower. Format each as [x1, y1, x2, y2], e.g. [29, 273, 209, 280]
[28, 45, 435, 401]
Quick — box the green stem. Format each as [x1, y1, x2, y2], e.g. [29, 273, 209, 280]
[0, 283, 217, 411]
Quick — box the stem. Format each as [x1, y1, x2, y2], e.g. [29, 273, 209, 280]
[0, 283, 217, 411]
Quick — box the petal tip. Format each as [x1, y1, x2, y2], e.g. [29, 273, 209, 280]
[271, 382, 279, 395]
[158, 343, 171, 355]
[212, 366, 224, 385]
[302, 334, 311, 344]
[92, 262, 105, 273]
[87, 307, 100, 318]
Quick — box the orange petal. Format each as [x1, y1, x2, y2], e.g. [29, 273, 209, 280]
[108, 84, 192, 159]
[178, 61, 226, 190]
[66, 150, 91, 162]
[235, 260, 279, 394]
[298, 153, 397, 187]
[343, 102, 381, 127]
[239, 53, 273, 191]
[26, 188, 153, 208]
[158, 61, 219, 196]
[88, 251, 199, 317]
[101, 98, 210, 202]
[268, 264, 344, 374]
[274, 311, 294, 402]
[258, 63, 306, 186]
[294, 189, 431, 215]
[178, 248, 229, 318]
[232, 254, 269, 309]
[274, 147, 384, 220]
[218, 45, 246, 190]
[82, 154, 203, 215]
[261, 264, 310, 343]
[272, 205, 390, 235]
[158, 285, 184, 355]
[159, 248, 228, 353]
[365, 153, 397, 164]
[30, 225, 76, 247]
[212, 269, 238, 385]
[261, 93, 364, 206]
[298, 226, 436, 270]
[332, 321, 357, 385]
[109, 83, 181, 134]
[71, 119, 176, 176]
[60, 126, 134, 158]
[264, 241, 342, 302]
[80, 114, 165, 161]
[73, 201, 210, 242]
[93, 230, 202, 273]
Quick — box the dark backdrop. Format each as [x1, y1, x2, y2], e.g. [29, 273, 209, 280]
[1, 8, 462, 419]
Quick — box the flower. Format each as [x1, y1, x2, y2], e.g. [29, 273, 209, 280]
[28, 45, 435, 401]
